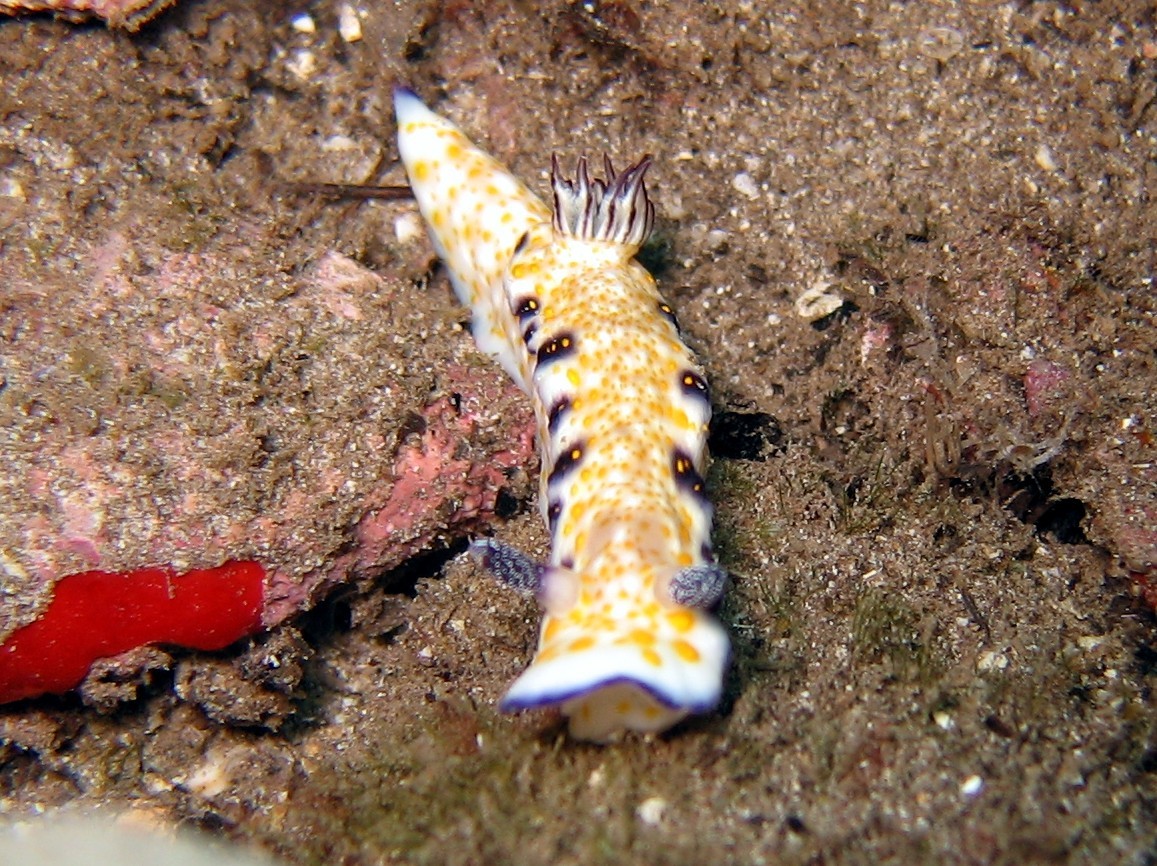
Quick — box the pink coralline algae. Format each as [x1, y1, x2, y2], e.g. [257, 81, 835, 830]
[1023, 359, 1071, 418]
[0, 0, 177, 29]
[263, 383, 536, 625]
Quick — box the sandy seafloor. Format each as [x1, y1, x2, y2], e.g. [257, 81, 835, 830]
[1, 1, 1156, 864]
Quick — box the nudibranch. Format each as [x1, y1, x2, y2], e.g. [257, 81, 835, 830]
[394, 88, 729, 741]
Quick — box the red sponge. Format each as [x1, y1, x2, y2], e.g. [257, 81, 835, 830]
[0, 561, 265, 704]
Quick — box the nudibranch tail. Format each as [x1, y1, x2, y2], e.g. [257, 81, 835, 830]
[394, 87, 550, 385]
[396, 88, 730, 742]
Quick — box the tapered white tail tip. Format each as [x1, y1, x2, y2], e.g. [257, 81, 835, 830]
[393, 85, 436, 127]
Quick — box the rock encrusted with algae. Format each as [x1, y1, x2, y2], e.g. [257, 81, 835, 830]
[0, 0, 177, 30]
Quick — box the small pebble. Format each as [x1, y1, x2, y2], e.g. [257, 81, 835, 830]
[1034, 144, 1058, 172]
[286, 49, 316, 80]
[185, 751, 230, 799]
[918, 26, 965, 62]
[961, 775, 984, 798]
[395, 213, 424, 244]
[976, 649, 1009, 672]
[0, 177, 26, 200]
[321, 134, 358, 152]
[795, 281, 844, 321]
[290, 12, 316, 34]
[732, 171, 760, 200]
[704, 229, 729, 251]
[338, 4, 363, 42]
[636, 797, 668, 826]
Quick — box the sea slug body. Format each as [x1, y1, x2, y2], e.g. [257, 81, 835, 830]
[394, 88, 729, 741]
